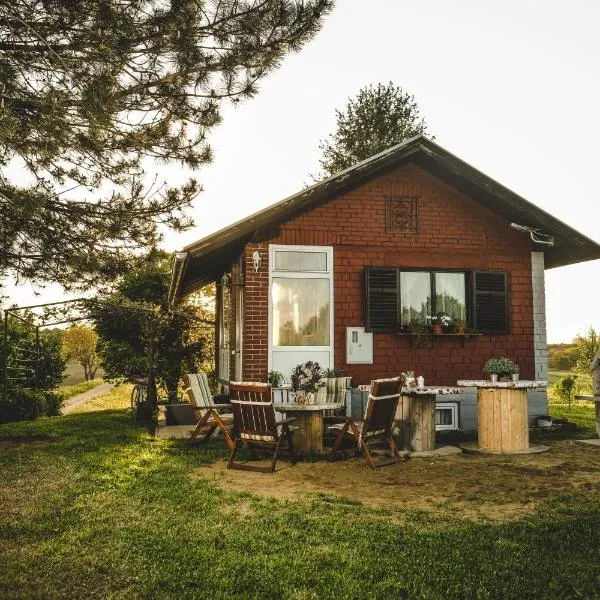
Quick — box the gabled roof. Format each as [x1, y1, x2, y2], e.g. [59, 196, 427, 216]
[170, 135, 600, 302]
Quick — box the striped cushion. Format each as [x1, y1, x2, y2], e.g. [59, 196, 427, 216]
[185, 372, 214, 409]
[330, 421, 385, 438]
[316, 377, 348, 405]
[240, 424, 298, 442]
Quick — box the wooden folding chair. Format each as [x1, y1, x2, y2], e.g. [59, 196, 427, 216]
[328, 377, 402, 469]
[183, 373, 235, 450]
[228, 382, 298, 473]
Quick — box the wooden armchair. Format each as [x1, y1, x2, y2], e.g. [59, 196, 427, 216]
[228, 382, 297, 473]
[183, 373, 235, 450]
[328, 377, 402, 469]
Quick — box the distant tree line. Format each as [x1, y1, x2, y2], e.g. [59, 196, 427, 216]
[548, 326, 599, 373]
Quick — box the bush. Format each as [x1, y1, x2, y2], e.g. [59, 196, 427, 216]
[43, 391, 64, 417]
[0, 388, 64, 423]
[0, 388, 43, 423]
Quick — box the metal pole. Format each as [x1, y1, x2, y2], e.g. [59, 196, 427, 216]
[2, 310, 8, 404]
[35, 326, 40, 389]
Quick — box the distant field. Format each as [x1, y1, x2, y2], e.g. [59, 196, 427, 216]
[62, 362, 105, 386]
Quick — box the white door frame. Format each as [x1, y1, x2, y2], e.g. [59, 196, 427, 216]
[268, 244, 334, 374]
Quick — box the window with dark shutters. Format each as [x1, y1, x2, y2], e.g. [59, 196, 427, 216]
[473, 271, 509, 333]
[365, 267, 399, 332]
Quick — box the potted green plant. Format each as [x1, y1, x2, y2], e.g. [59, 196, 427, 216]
[483, 357, 519, 382]
[290, 361, 325, 404]
[267, 370, 284, 387]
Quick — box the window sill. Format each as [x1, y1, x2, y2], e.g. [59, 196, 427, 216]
[395, 332, 483, 348]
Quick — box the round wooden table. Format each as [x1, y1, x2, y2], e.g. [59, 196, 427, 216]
[273, 402, 343, 454]
[395, 387, 463, 452]
[457, 380, 548, 454]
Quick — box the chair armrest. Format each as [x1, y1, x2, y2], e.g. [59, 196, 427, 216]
[210, 404, 233, 410]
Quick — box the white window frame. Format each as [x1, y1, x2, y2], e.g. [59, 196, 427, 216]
[268, 244, 334, 371]
[435, 402, 459, 431]
[218, 275, 231, 382]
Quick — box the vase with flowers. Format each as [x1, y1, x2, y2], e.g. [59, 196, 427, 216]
[426, 312, 452, 334]
[290, 361, 325, 404]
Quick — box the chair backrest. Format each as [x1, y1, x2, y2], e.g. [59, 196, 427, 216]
[316, 377, 349, 406]
[229, 382, 278, 442]
[363, 377, 402, 437]
[183, 372, 214, 409]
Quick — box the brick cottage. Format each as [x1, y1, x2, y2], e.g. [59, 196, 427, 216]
[169, 136, 600, 430]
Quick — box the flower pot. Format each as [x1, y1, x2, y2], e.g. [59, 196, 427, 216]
[511, 373, 520, 382]
[490, 374, 498, 383]
[537, 416, 553, 428]
[307, 392, 315, 405]
[457, 324, 466, 335]
[432, 324, 443, 335]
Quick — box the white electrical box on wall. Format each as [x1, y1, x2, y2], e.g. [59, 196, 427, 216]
[346, 327, 373, 364]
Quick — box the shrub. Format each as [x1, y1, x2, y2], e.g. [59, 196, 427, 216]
[0, 388, 43, 423]
[550, 374, 578, 408]
[43, 391, 64, 417]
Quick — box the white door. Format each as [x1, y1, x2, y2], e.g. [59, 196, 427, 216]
[268, 245, 334, 383]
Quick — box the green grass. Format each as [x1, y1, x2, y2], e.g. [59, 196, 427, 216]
[1, 399, 600, 598]
[58, 378, 105, 401]
[549, 402, 598, 436]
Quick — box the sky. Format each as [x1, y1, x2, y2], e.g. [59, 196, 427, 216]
[4, 0, 600, 343]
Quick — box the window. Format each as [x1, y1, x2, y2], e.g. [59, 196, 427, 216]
[400, 271, 430, 326]
[365, 268, 508, 333]
[272, 278, 330, 346]
[435, 402, 459, 431]
[274, 250, 328, 272]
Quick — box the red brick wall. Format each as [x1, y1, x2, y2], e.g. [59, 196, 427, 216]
[239, 162, 535, 385]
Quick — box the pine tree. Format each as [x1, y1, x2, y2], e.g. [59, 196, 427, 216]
[316, 82, 429, 178]
[0, 0, 333, 289]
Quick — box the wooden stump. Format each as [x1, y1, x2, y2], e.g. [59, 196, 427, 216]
[394, 394, 436, 452]
[292, 411, 324, 454]
[477, 388, 529, 452]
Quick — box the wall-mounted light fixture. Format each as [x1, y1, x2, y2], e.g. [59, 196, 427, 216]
[252, 250, 262, 272]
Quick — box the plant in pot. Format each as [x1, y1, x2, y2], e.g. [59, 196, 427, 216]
[267, 370, 284, 387]
[483, 357, 519, 382]
[290, 361, 325, 405]
[427, 312, 452, 334]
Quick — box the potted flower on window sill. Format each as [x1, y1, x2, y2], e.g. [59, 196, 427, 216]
[427, 312, 452, 335]
[483, 357, 520, 382]
[290, 361, 325, 405]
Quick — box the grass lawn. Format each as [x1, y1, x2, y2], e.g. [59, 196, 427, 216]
[1, 394, 599, 599]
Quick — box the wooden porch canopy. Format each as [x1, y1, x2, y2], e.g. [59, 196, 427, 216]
[169, 135, 600, 303]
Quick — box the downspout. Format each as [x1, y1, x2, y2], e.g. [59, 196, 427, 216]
[168, 252, 188, 308]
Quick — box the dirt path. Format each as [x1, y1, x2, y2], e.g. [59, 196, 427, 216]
[62, 382, 115, 414]
[195, 441, 600, 522]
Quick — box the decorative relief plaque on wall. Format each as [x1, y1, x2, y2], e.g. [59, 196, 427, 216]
[385, 196, 419, 234]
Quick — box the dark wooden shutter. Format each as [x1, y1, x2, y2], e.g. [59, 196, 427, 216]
[473, 271, 509, 333]
[365, 267, 399, 332]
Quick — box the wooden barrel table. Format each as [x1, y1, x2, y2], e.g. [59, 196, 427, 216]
[394, 387, 463, 452]
[273, 402, 343, 454]
[457, 380, 548, 454]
